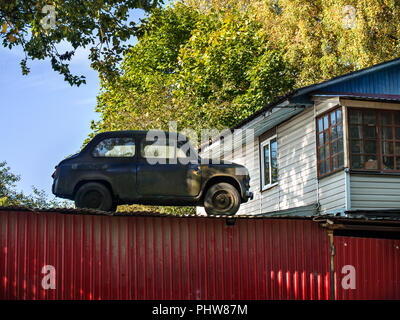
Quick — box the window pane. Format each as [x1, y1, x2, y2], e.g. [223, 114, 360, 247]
[93, 138, 136, 157]
[382, 112, 393, 125]
[350, 125, 362, 139]
[396, 158, 400, 170]
[325, 144, 330, 158]
[383, 156, 394, 170]
[323, 116, 329, 130]
[331, 126, 337, 140]
[271, 139, 278, 183]
[396, 128, 400, 140]
[332, 141, 337, 155]
[395, 112, 400, 126]
[324, 132, 329, 144]
[365, 126, 375, 138]
[351, 141, 362, 154]
[382, 141, 394, 155]
[364, 110, 376, 125]
[396, 142, 400, 155]
[330, 111, 336, 125]
[365, 155, 378, 170]
[365, 140, 377, 154]
[349, 110, 362, 124]
[319, 161, 325, 175]
[318, 133, 324, 146]
[352, 155, 364, 169]
[143, 144, 176, 159]
[333, 156, 338, 170]
[317, 108, 344, 176]
[325, 159, 330, 172]
[263, 144, 270, 186]
[382, 127, 393, 140]
[336, 109, 342, 123]
[318, 118, 323, 133]
[319, 147, 325, 160]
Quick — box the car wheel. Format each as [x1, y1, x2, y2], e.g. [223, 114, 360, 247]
[75, 182, 113, 212]
[204, 182, 240, 216]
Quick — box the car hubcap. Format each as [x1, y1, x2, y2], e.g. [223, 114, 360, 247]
[82, 190, 102, 209]
[212, 190, 233, 211]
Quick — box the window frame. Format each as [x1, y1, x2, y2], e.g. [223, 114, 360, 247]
[91, 137, 137, 159]
[348, 107, 400, 173]
[316, 106, 345, 178]
[260, 135, 278, 191]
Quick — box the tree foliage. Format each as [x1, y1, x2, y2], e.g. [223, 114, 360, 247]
[0, 161, 70, 208]
[174, 11, 295, 129]
[184, 0, 400, 86]
[91, 3, 295, 137]
[91, 3, 200, 137]
[0, 0, 160, 86]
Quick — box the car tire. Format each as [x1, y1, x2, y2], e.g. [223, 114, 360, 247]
[75, 182, 113, 212]
[204, 182, 240, 216]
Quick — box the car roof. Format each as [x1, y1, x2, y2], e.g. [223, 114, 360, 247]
[93, 130, 188, 140]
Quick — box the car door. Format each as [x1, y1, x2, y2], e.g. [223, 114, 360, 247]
[136, 135, 201, 198]
[90, 135, 138, 200]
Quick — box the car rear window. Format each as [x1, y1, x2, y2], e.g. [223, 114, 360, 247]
[141, 140, 187, 159]
[92, 138, 136, 157]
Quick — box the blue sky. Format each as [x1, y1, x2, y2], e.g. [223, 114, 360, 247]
[0, 9, 147, 199]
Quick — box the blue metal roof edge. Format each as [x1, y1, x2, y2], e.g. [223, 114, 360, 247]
[292, 58, 400, 99]
[233, 58, 400, 130]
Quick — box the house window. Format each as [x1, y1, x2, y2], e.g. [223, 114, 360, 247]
[349, 108, 400, 171]
[260, 136, 278, 189]
[317, 107, 344, 177]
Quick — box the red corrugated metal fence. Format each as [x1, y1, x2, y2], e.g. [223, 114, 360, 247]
[334, 236, 400, 300]
[0, 210, 332, 300]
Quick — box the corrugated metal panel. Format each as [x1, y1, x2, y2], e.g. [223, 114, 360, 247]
[0, 210, 331, 300]
[334, 236, 400, 300]
[324, 64, 400, 95]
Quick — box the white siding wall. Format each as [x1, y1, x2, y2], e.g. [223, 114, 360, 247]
[318, 171, 346, 213]
[234, 107, 318, 214]
[276, 107, 317, 210]
[350, 174, 400, 209]
[228, 107, 319, 215]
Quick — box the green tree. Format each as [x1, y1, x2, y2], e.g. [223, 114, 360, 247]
[0, 0, 160, 86]
[92, 3, 295, 136]
[91, 2, 201, 138]
[185, 0, 400, 86]
[174, 10, 295, 129]
[0, 161, 70, 208]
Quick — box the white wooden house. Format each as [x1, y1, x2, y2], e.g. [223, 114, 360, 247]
[198, 58, 400, 216]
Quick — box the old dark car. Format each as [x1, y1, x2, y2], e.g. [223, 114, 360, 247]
[52, 130, 253, 215]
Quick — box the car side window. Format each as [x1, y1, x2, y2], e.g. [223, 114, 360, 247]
[92, 138, 136, 158]
[141, 140, 187, 159]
